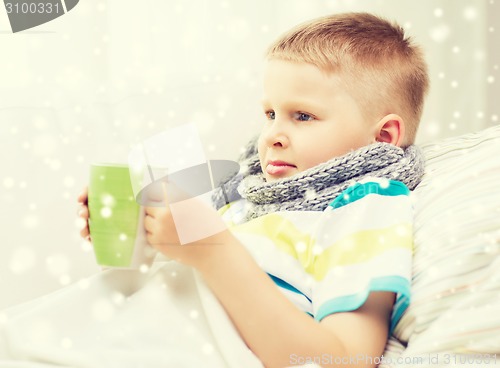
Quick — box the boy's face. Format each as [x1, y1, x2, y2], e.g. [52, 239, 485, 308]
[258, 60, 376, 182]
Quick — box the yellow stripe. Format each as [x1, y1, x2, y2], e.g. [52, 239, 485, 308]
[217, 202, 241, 227]
[217, 203, 231, 216]
[232, 214, 412, 281]
[232, 213, 316, 268]
[313, 223, 412, 280]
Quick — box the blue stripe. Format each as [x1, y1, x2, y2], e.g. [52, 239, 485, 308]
[391, 293, 410, 333]
[315, 275, 411, 334]
[329, 180, 410, 210]
[268, 273, 312, 303]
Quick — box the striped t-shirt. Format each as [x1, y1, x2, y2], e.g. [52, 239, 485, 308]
[218, 178, 413, 333]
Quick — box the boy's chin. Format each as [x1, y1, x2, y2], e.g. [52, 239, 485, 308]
[264, 173, 291, 183]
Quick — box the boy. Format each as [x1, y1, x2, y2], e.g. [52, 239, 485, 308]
[79, 12, 428, 367]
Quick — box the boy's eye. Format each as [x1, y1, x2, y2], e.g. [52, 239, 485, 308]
[265, 110, 276, 120]
[294, 112, 314, 122]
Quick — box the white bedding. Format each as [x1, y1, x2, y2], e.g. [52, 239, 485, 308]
[0, 261, 262, 368]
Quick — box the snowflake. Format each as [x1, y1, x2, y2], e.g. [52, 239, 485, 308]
[189, 309, 199, 319]
[78, 278, 91, 290]
[295, 241, 307, 253]
[96, 3, 106, 12]
[101, 194, 116, 207]
[100, 207, 112, 218]
[3, 177, 15, 189]
[312, 245, 323, 256]
[91, 299, 115, 322]
[23, 215, 39, 229]
[61, 337, 73, 349]
[202, 343, 215, 355]
[429, 24, 450, 43]
[59, 275, 71, 285]
[433, 8, 444, 17]
[396, 225, 410, 237]
[463, 6, 478, 21]
[111, 292, 125, 306]
[9, 247, 36, 274]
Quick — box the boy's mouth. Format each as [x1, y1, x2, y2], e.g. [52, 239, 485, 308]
[266, 160, 296, 176]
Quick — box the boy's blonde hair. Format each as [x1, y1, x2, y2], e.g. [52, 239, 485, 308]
[266, 12, 429, 145]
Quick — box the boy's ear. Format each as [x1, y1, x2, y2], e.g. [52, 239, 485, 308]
[375, 114, 405, 147]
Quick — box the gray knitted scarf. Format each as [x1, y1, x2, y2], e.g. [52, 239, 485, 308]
[212, 137, 425, 221]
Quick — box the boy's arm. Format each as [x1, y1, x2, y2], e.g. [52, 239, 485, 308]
[176, 230, 393, 368]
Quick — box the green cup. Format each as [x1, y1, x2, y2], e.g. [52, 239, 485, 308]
[88, 163, 156, 268]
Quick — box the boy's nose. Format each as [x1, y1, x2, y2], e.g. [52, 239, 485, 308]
[263, 119, 290, 148]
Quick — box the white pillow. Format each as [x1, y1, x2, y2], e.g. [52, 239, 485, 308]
[382, 125, 500, 366]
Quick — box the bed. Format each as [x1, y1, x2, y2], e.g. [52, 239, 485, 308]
[381, 124, 500, 367]
[1, 125, 499, 368]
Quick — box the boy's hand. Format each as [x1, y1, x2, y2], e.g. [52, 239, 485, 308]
[143, 182, 227, 265]
[144, 205, 181, 249]
[144, 203, 207, 267]
[77, 186, 91, 242]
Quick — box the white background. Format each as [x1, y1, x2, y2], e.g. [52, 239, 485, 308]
[0, 0, 498, 309]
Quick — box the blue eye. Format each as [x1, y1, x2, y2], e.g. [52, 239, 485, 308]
[294, 112, 314, 122]
[265, 111, 276, 120]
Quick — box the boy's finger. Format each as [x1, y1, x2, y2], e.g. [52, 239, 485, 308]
[140, 181, 167, 207]
[143, 213, 155, 232]
[144, 206, 160, 218]
[80, 227, 89, 238]
[78, 206, 89, 219]
[77, 186, 88, 204]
